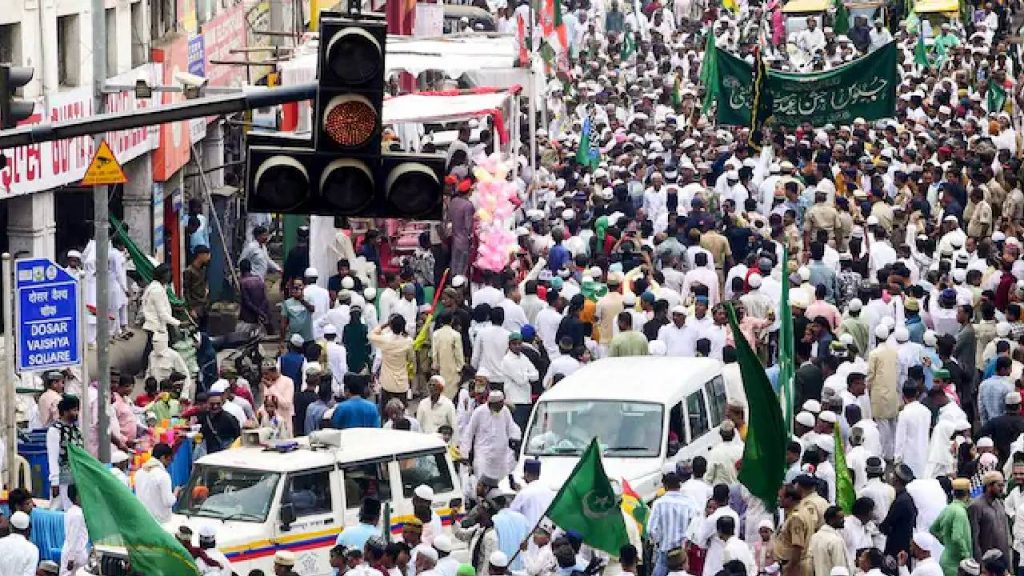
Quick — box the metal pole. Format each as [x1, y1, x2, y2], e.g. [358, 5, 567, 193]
[528, 69, 537, 177]
[0, 83, 318, 149]
[2, 253, 15, 490]
[92, 0, 111, 463]
[76, 269, 89, 470]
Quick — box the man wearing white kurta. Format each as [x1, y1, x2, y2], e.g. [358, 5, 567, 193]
[416, 376, 459, 442]
[0, 512, 37, 576]
[893, 388, 931, 480]
[500, 333, 539, 429]
[303, 268, 332, 340]
[60, 494, 89, 576]
[135, 443, 176, 523]
[461, 390, 522, 484]
[509, 459, 555, 528]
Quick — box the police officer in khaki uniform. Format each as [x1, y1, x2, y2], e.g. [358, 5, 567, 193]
[805, 189, 841, 246]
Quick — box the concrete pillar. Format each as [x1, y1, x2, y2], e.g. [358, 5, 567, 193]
[122, 155, 154, 255]
[201, 122, 225, 189]
[7, 191, 56, 259]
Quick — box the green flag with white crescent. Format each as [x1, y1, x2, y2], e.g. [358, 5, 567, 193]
[545, 439, 630, 555]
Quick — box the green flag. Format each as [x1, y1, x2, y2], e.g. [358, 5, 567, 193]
[833, 0, 850, 35]
[68, 444, 200, 576]
[671, 74, 682, 108]
[545, 439, 630, 555]
[914, 32, 930, 70]
[620, 31, 635, 60]
[834, 427, 855, 514]
[575, 117, 600, 169]
[988, 78, 1007, 113]
[700, 30, 719, 112]
[713, 42, 898, 126]
[725, 304, 787, 510]
[779, 246, 795, 434]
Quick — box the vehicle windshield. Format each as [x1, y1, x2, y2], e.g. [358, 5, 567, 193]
[525, 400, 664, 457]
[175, 465, 281, 522]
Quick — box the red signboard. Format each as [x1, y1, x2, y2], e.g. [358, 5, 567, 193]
[152, 37, 193, 182]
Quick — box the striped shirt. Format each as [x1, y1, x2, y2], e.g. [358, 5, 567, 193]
[648, 490, 699, 551]
[978, 375, 1012, 425]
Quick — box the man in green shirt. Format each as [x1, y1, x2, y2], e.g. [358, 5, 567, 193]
[145, 379, 182, 421]
[608, 311, 651, 358]
[933, 23, 960, 61]
[280, 278, 315, 345]
[930, 477, 973, 576]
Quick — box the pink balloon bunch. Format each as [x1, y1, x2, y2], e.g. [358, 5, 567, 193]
[475, 179, 517, 223]
[476, 227, 517, 271]
[473, 152, 507, 179]
[473, 156, 517, 272]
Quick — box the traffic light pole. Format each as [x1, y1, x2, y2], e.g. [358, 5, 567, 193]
[0, 84, 317, 149]
[92, 0, 111, 463]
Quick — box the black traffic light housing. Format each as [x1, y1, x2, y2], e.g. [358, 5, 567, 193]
[315, 13, 387, 155]
[0, 65, 35, 130]
[244, 11, 447, 221]
[246, 144, 446, 219]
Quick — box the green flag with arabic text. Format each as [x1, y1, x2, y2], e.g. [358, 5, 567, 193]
[714, 42, 897, 127]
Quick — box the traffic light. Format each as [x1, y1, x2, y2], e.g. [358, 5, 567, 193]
[246, 144, 446, 218]
[244, 10, 447, 220]
[0, 65, 34, 130]
[315, 13, 386, 154]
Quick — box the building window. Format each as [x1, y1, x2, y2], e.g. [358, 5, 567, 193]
[130, 1, 147, 68]
[150, 0, 176, 40]
[0, 24, 22, 67]
[105, 8, 117, 77]
[57, 15, 80, 87]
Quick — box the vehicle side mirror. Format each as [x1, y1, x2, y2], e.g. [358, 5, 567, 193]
[280, 503, 296, 530]
[667, 439, 680, 457]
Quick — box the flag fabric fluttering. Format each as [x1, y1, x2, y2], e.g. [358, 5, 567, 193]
[834, 427, 856, 514]
[914, 32, 930, 70]
[620, 479, 650, 537]
[67, 444, 200, 576]
[833, 0, 851, 34]
[575, 117, 600, 169]
[778, 246, 796, 434]
[748, 47, 773, 152]
[620, 30, 636, 60]
[516, 13, 529, 66]
[725, 304, 788, 510]
[988, 78, 1007, 113]
[545, 439, 631, 554]
[700, 30, 719, 112]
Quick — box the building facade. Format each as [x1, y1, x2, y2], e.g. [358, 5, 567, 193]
[0, 0, 281, 283]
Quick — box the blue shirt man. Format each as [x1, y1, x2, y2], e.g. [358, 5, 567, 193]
[331, 396, 381, 429]
[337, 497, 382, 549]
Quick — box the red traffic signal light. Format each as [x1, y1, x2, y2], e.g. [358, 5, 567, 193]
[315, 14, 386, 154]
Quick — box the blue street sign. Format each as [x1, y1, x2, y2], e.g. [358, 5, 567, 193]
[15, 258, 81, 372]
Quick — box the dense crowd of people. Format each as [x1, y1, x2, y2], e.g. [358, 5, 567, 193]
[4, 0, 1024, 573]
